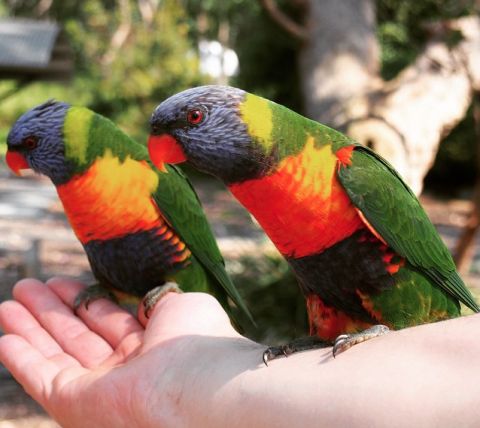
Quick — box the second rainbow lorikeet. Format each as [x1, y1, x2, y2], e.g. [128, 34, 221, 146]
[5, 101, 253, 325]
[147, 85, 479, 361]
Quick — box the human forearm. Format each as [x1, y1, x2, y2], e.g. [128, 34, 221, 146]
[170, 314, 480, 428]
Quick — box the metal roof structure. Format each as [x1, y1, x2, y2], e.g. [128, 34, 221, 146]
[0, 18, 73, 80]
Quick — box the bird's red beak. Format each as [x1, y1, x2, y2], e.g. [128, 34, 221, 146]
[147, 134, 186, 172]
[5, 150, 29, 176]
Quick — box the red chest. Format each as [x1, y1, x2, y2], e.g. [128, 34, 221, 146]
[229, 140, 363, 258]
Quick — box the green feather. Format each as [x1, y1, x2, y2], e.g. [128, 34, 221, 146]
[337, 145, 479, 313]
[246, 95, 357, 160]
[151, 163, 255, 325]
[64, 107, 148, 172]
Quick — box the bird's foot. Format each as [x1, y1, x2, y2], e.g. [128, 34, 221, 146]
[143, 282, 182, 318]
[333, 324, 390, 358]
[263, 336, 331, 366]
[73, 284, 118, 313]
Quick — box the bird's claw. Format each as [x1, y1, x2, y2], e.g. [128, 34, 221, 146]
[333, 324, 390, 358]
[143, 282, 182, 318]
[263, 336, 331, 365]
[262, 350, 271, 367]
[262, 345, 291, 366]
[73, 285, 117, 314]
[332, 334, 351, 358]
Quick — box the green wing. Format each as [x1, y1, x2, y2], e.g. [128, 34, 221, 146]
[337, 145, 479, 312]
[151, 163, 255, 325]
[82, 114, 254, 324]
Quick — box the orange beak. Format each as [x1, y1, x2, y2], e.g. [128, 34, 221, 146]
[5, 150, 29, 176]
[147, 134, 187, 173]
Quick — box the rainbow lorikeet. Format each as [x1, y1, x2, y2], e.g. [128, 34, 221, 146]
[147, 85, 479, 360]
[5, 101, 253, 325]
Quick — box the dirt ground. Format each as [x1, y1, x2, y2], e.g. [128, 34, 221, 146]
[1, 170, 480, 426]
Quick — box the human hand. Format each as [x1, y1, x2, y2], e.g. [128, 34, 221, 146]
[2, 278, 480, 428]
[0, 278, 261, 428]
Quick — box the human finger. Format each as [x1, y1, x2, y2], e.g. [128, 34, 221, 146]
[12, 279, 113, 368]
[47, 277, 144, 350]
[0, 334, 87, 409]
[0, 299, 81, 372]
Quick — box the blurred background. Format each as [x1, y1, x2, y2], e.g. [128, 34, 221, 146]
[1, 0, 480, 425]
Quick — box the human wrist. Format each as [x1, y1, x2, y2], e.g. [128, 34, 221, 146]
[154, 333, 264, 428]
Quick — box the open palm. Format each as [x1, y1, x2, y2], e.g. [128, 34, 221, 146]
[0, 278, 251, 428]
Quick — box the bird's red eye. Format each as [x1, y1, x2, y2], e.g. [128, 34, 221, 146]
[187, 109, 204, 125]
[23, 136, 38, 150]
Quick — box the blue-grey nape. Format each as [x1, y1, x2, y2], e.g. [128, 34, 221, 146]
[7, 100, 74, 185]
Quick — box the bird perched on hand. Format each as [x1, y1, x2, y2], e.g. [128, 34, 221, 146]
[148, 85, 479, 361]
[6, 101, 253, 324]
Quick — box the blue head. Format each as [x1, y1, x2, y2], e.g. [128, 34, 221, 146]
[149, 85, 274, 184]
[6, 100, 72, 185]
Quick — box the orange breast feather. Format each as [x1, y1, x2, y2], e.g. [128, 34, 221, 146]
[57, 152, 165, 243]
[229, 139, 363, 258]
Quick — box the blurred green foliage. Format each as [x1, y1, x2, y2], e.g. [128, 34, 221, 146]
[228, 253, 308, 343]
[0, 0, 206, 143]
[183, 0, 303, 109]
[377, 0, 475, 79]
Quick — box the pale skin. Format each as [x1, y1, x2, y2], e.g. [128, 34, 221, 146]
[1, 278, 480, 428]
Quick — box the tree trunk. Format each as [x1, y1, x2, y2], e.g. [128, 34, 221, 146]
[298, 0, 380, 128]
[347, 17, 480, 195]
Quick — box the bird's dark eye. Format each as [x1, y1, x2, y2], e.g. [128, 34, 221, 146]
[187, 108, 204, 125]
[23, 136, 38, 150]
